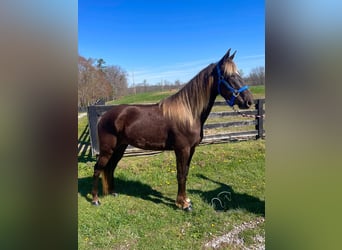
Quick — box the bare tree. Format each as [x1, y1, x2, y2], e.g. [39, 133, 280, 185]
[78, 55, 113, 108]
[247, 66, 265, 85]
[238, 69, 245, 78]
[174, 80, 181, 87]
[104, 65, 128, 99]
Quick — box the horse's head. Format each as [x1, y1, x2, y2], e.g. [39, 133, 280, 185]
[216, 49, 254, 109]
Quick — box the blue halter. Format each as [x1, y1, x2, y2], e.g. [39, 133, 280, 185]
[216, 64, 249, 107]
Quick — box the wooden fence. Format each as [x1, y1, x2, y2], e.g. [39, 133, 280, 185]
[85, 99, 265, 157]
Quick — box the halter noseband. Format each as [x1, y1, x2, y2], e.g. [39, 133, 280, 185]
[216, 64, 249, 107]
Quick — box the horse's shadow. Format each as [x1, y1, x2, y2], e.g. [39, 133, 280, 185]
[189, 174, 265, 216]
[79, 174, 264, 215]
[78, 176, 175, 208]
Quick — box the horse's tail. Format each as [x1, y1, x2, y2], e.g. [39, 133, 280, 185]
[101, 158, 114, 195]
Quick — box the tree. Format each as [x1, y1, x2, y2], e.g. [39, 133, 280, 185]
[247, 66, 265, 85]
[142, 79, 148, 92]
[78, 55, 113, 108]
[78, 55, 130, 107]
[174, 80, 181, 87]
[104, 65, 128, 98]
[96, 58, 106, 70]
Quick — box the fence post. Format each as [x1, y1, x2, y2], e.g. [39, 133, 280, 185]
[87, 105, 100, 156]
[255, 99, 265, 139]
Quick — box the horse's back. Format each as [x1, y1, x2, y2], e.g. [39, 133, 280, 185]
[97, 104, 172, 149]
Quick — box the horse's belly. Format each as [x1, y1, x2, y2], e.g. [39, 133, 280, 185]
[124, 126, 170, 150]
[130, 137, 168, 150]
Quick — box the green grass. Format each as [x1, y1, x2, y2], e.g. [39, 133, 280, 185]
[78, 140, 265, 249]
[106, 90, 178, 105]
[249, 85, 265, 99]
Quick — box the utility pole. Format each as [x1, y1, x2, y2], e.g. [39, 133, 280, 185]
[132, 71, 136, 95]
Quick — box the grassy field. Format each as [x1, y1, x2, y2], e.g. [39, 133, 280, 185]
[106, 90, 177, 105]
[78, 140, 265, 249]
[106, 85, 265, 105]
[78, 86, 265, 249]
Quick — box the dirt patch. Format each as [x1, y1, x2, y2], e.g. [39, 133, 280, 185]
[204, 217, 265, 249]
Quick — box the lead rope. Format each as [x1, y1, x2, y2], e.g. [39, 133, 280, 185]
[232, 105, 265, 119]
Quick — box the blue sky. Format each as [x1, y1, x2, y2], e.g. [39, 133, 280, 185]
[79, 0, 264, 85]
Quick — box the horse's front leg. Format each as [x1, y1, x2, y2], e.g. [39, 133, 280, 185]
[175, 147, 195, 211]
[91, 163, 102, 205]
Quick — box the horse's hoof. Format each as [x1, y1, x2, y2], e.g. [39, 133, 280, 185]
[111, 192, 118, 197]
[183, 205, 193, 212]
[92, 200, 101, 206]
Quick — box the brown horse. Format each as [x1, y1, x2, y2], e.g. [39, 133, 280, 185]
[91, 49, 254, 211]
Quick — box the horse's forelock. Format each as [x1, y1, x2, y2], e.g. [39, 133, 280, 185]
[223, 60, 239, 76]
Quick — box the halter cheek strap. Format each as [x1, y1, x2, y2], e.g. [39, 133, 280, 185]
[216, 65, 249, 107]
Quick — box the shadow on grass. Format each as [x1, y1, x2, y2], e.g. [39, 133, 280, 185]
[78, 176, 175, 208]
[189, 174, 265, 216]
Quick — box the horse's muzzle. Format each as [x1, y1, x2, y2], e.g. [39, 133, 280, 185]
[238, 98, 253, 109]
[246, 100, 253, 108]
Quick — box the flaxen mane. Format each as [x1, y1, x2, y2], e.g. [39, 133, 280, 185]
[159, 60, 239, 128]
[159, 63, 215, 127]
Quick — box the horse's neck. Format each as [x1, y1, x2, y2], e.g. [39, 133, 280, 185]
[196, 68, 218, 125]
[199, 90, 217, 125]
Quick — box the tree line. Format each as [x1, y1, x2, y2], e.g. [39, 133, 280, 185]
[243, 66, 265, 86]
[78, 55, 264, 109]
[127, 66, 265, 95]
[78, 55, 128, 108]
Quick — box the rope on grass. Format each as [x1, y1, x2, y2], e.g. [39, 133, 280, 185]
[211, 191, 232, 211]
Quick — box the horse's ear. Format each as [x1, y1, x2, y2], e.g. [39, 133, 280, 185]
[225, 48, 231, 58]
[219, 48, 231, 64]
[229, 50, 237, 60]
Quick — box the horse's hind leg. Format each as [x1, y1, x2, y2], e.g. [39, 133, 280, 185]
[91, 134, 116, 205]
[91, 153, 111, 205]
[102, 144, 128, 196]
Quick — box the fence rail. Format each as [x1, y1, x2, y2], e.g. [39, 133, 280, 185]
[85, 99, 265, 157]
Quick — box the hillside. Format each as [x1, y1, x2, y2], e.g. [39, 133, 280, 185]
[107, 85, 265, 105]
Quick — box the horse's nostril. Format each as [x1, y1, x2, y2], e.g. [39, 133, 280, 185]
[246, 100, 252, 108]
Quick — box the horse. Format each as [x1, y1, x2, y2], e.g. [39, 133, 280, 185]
[91, 49, 254, 211]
